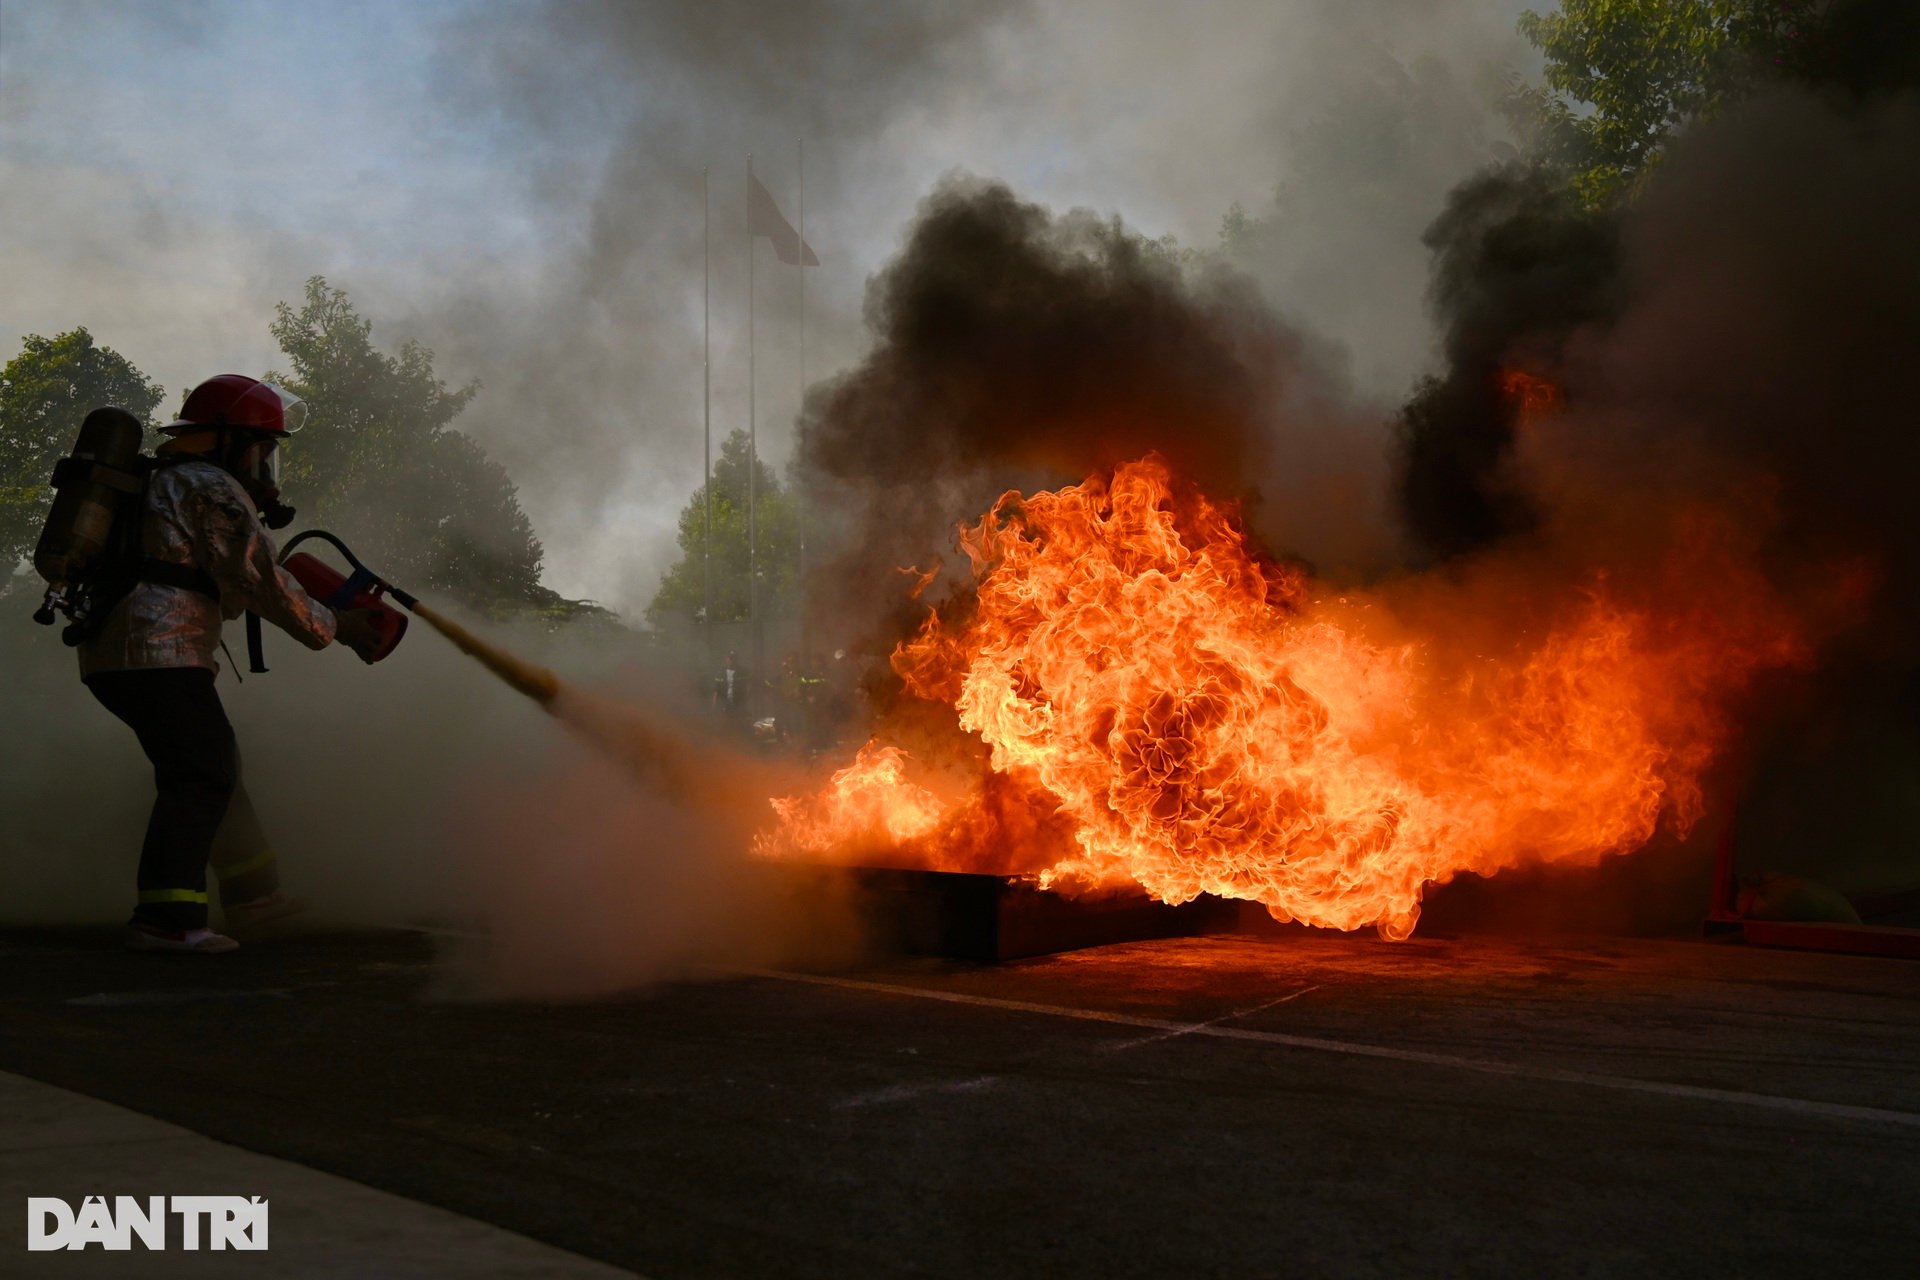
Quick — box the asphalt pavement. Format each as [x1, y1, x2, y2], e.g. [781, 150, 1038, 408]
[1, 926, 1916, 1278]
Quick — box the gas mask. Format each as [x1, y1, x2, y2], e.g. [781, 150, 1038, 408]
[229, 435, 296, 530]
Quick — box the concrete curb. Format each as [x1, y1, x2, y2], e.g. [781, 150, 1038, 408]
[0, 1071, 640, 1277]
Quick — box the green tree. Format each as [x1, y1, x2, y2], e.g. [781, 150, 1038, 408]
[1503, 0, 1814, 207]
[0, 328, 163, 567]
[267, 277, 549, 608]
[646, 429, 801, 630]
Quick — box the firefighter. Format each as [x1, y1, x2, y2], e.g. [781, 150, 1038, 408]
[712, 648, 752, 734]
[795, 651, 832, 752]
[79, 374, 383, 953]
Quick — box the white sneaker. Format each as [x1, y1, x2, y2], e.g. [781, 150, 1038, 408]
[127, 924, 240, 954]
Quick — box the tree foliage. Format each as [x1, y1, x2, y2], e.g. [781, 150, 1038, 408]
[0, 328, 163, 567]
[646, 428, 801, 630]
[1503, 0, 1820, 207]
[267, 276, 553, 609]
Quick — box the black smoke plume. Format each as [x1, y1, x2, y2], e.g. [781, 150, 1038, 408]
[1396, 0, 1920, 896]
[1398, 0, 1920, 578]
[1395, 168, 1619, 559]
[796, 175, 1387, 648]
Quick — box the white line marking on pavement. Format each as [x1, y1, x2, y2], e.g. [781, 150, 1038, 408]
[66, 986, 307, 1006]
[1100, 984, 1324, 1054]
[837, 1074, 1003, 1110]
[728, 967, 1920, 1130]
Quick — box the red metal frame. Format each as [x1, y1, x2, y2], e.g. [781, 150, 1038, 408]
[1710, 805, 1920, 959]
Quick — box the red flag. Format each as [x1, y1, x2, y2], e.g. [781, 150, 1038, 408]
[749, 172, 819, 266]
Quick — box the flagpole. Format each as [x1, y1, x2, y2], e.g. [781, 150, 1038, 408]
[796, 136, 807, 658]
[747, 153, 761, 679]
[702, 167, 712, 662]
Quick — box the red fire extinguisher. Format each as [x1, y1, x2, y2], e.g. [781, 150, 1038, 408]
[275, 530, 415, 665]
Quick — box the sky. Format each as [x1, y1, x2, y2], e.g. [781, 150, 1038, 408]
[0, 0, 1536, 613]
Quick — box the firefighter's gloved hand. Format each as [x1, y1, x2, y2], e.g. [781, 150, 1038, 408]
[333, 608, 384, 664]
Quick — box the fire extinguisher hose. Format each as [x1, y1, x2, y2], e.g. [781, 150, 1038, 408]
[279, 530, 418, 610]
[280, 529, 559, 706]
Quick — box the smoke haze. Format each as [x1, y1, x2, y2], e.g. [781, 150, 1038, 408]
[2, 0, 1535, 991]
[3, 0, 1529, 613]
[13, 1, 1915, 976]
[0, 594, 868, 996]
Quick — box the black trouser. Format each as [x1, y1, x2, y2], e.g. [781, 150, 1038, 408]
[87, 667, 278, 930]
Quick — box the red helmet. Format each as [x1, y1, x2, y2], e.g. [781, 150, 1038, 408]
[163, 374, 307, 436]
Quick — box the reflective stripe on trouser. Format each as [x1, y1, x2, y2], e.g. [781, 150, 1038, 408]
[138, 888, 209, 905]
[85, 668, 236, 932]
[125, 780, 279, 920]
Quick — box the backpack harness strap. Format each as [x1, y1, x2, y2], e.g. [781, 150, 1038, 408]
[247, 609, 267, 674]
[51, 456, 146, 495]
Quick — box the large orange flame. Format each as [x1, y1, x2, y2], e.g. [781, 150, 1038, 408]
[758, 742, 944, 856]
[758, 456, 1809, 937]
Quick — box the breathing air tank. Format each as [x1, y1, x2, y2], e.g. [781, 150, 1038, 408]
[33, 407, 145, 588]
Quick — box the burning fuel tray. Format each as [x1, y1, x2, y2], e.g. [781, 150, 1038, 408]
[829, 867, 1236, 962]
